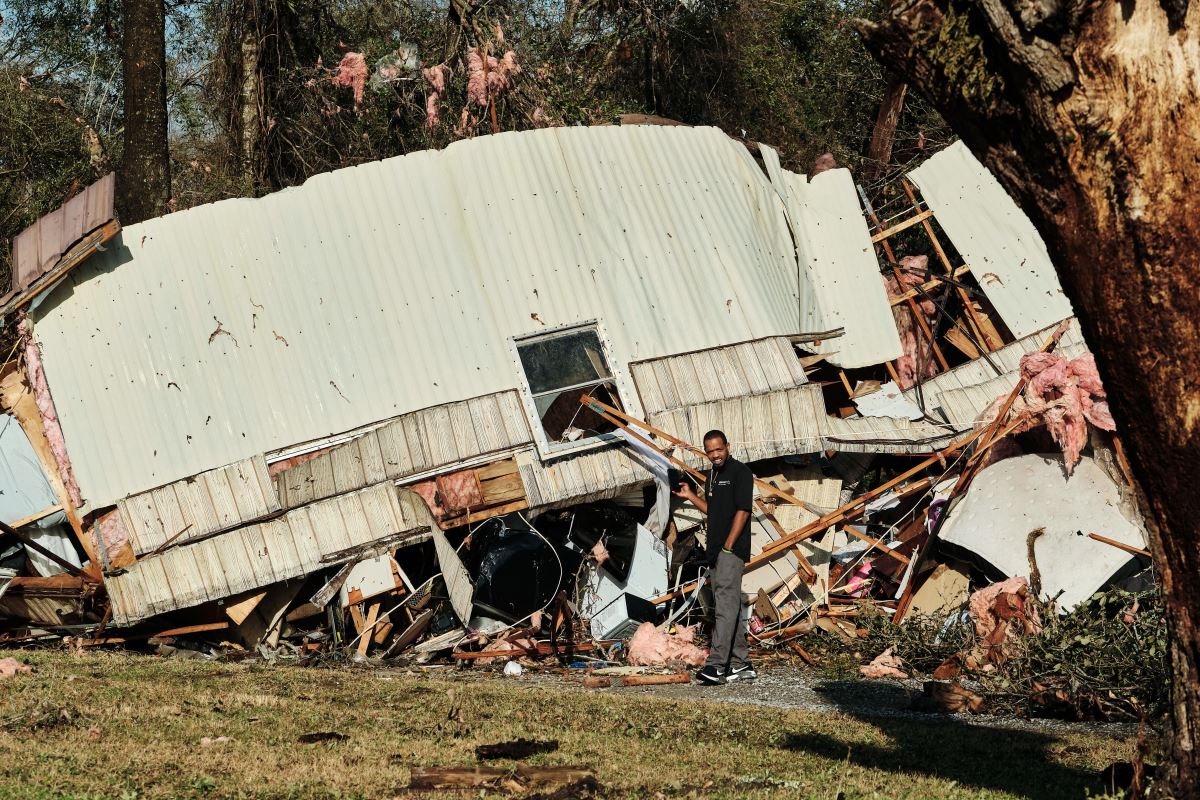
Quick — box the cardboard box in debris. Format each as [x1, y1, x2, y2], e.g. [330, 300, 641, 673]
[0, 129, 1149, 666]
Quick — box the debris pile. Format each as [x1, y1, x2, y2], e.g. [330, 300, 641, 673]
[0, 129, 1156, 721]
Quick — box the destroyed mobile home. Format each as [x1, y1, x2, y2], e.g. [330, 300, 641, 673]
[0, 126, 1153, 709]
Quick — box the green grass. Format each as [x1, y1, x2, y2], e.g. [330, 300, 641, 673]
[0, 650, 1134, 799]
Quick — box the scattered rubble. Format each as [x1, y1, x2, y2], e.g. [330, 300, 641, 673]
[0, 128, 1159, 727]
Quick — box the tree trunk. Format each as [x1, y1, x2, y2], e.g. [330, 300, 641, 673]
[117, 0, 171, 224]
[860, 78, 907, 185]
[857, 0, 1199, 793]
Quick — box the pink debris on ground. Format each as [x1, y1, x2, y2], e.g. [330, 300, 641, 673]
[978, 349, 1114, 473]
[627, 622, 707, 668]
[466, 47, 521, 107]
[969, 577, 1042, 639]
[884, 255, 938, 390]
[0, 658, 33, 679]
[860, 647, 907, 679]
[332, 52, 369, 108]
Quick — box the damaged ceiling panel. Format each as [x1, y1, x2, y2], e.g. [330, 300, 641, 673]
[758, 144, 903, 369]
[908, 142, 1074, 339]
[33, 125, 803, 509]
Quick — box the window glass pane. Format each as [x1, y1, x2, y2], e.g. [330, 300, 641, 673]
[516, 329, 611, 395]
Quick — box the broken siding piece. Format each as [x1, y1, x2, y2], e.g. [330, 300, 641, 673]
[273, 391, 532, 510]
[117, 454, 280, 556]
[758, 144, 903, 369]
[907, 142, 1074, 339]
[105, 484, 433, 625]
[629, 337, 807, 417]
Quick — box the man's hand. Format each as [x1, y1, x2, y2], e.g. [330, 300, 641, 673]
[673, 482, 698, 502]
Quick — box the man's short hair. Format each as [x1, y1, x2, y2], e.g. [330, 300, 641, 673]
[702, 429, 728, 445]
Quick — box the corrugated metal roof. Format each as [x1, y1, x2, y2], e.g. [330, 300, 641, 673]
[907, 142, 1074, 339]
[8, 174, 114, 304]
[33, 126, 804, 509]
[759, 145, 903, 368]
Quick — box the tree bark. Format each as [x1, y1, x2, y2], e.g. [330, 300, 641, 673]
[861, 78, 907, 185]
[857, 0, 1199, 793]
[117, 0, 171, 224]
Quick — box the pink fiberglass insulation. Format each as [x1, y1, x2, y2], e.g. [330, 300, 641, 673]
[979, 349, 1115, 474]
[332, 52, 369, 107]
[423, 64, 449, 129]
[466, 47, 521, 107]
[860, 647, 907, 679]
[92, 508, 131, 562]
[969, 576, 1042, 639]
[884, 255, 938, 389]
[19, 317, 82, 507]
[627, 622, 707, 668]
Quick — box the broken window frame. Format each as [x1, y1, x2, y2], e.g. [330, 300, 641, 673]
[510, 320, 627, 459]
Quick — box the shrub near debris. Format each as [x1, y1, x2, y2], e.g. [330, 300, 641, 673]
[848, 588, 1168, 722]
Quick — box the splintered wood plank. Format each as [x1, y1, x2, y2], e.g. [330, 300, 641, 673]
[224, 589, 268, 626]
[475, 458, 518, 482]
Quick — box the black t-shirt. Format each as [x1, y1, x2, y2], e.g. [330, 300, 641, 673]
[704, 457, 754, 562]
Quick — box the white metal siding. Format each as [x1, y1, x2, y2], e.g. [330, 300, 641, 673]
[34, 126, 802, 508]
[908, 142, 1074, 338]
[759, 145, 903, 368]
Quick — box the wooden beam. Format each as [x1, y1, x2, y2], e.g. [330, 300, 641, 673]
[1088, 532, 1151, 557]
[1, 219, 121, 316]
[869, 208, 934, 242]
[5, 504, 63, 530]
[901, 180, 999, 352]
[887, 266, 972, 306]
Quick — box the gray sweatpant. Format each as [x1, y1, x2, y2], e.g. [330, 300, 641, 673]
[706, 551, 749, 671]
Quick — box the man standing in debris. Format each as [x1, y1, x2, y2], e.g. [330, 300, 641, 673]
[674, 429, 755, 685]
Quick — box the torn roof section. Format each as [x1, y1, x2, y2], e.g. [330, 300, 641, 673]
[31, 126, 809, 508]
[907, 141, 1074, 338]
[758, 144, 903, 369]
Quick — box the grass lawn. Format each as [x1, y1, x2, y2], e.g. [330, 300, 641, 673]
[0, 650, 1134, 799]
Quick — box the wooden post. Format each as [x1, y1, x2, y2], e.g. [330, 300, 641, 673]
[901, 180, 999, 352]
